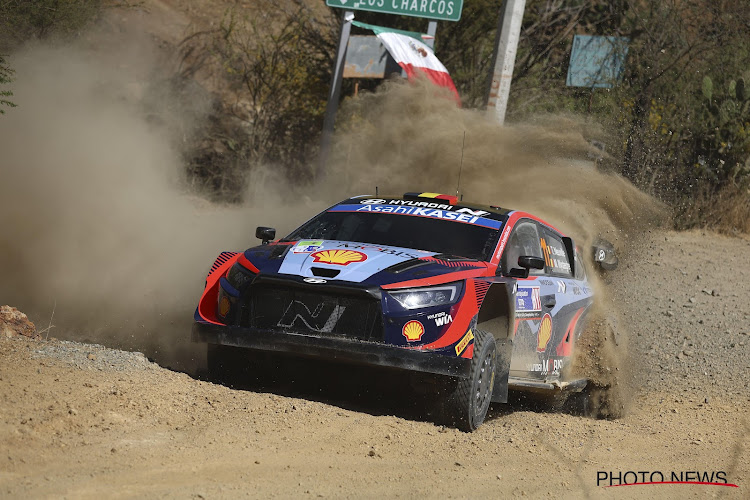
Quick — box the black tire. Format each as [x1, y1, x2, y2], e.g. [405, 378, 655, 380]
[445, 329, 497, 432]
[206, 344, 252, 384]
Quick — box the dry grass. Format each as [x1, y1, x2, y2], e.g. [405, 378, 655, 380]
[675, 184, 750, 235]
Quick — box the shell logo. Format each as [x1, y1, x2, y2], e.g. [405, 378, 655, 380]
[219, 296, 231, 317]
[402, 320, 425, 342]
[310, 249, 367, 266]
[537, 314, 553, 352]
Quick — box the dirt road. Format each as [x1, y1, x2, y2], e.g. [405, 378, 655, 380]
[1, 229, 748, 499]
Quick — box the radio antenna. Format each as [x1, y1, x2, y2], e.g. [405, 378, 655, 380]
[455, 131, 466, 198]
[375, 185, 379, 196]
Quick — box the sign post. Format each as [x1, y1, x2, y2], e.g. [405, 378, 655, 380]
[319, 10, 355, 174]
[485, 0, 526, 125]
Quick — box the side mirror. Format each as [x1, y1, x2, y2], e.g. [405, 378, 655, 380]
[256, 226, 276, 245]
[506, 256, 545, 278]
[518, 255, 545, 270]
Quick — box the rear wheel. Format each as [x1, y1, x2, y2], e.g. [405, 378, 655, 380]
[445, 329, 497, 432]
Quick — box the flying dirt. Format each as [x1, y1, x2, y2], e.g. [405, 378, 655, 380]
[0, 38, 665, 388]
[0, 14, 747, 499]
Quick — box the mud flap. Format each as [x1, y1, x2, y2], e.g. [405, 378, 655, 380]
[491, 338, 512, 403]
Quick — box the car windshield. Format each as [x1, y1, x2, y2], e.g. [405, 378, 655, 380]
[283, 210, 501, 261]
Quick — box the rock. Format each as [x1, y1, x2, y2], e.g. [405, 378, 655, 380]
[666, 311, 674, 317]
[0, 306, 38, 340]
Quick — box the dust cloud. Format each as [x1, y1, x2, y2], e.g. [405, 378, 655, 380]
[328, 78, 668, 414]
[1, 37, 664, 403]
[0, 41, 316, 371]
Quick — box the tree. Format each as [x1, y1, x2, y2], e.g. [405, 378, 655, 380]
[0, 55, 15, 114]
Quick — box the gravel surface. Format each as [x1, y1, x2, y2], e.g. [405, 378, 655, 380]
[1, 229, 748, 499]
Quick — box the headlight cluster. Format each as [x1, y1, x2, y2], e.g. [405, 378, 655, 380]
[217, 262, 255, 322]
[225, 262, 255, 291]
[388, 282, 463, 310]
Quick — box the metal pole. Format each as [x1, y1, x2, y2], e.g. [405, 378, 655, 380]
[425, 21, 437, 49]
[318, 10, 354, 175]
[485, 0, 526, 125]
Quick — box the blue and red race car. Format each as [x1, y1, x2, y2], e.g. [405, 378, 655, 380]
[192, 192, 595, 431]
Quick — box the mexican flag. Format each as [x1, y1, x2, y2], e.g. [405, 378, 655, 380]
[352, 21, 459, 102]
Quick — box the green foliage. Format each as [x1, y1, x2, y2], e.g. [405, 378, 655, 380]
[178, 6, 336, 200]
[0, 54, 15, 114]
[0, 0, 103, 50]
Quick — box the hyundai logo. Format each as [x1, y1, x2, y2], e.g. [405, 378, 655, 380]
[360, 198, 386, 204]
[303, 277, 327, 284]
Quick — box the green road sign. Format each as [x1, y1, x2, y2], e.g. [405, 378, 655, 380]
[326, 0, 463, 22]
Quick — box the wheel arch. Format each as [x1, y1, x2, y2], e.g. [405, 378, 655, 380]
[475, 281, 516, 403]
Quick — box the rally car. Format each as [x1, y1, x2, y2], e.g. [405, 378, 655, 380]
[192, 193, 596, 431]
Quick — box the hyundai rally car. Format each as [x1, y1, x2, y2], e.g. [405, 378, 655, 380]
[192, 192, 595, 431]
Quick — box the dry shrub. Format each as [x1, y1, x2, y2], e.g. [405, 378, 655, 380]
[675, 184, 750, 235]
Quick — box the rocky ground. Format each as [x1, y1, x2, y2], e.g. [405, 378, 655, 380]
[0, 229, 748, 499]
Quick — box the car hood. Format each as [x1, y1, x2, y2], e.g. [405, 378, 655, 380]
[277, 240, 436, 283]
[243, 240, 489, 286]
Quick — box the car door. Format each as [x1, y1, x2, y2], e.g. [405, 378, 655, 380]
[533, 228, 578, 379]
[501, 219, 558, 380]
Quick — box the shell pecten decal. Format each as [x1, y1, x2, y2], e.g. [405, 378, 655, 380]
[402, 320, 425, 342]
[537, 313, 553, 352]
[310, 249, 367, 266]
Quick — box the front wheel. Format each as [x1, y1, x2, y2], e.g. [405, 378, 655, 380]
[445, 329, 497, 432]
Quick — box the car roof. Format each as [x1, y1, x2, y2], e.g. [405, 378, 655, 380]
[340, 194, 512, 222]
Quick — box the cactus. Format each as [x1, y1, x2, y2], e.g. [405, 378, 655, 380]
[702, 76, 713, 100]
[737, 78, 746, 102]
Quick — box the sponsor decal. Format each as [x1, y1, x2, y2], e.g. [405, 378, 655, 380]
[557, 281, 566, 294]
[330, 204, 501, 229]
[384, 199, 454, 210]
[303, 277, 327, 284]
[335, 242, 424, 259]
[311, 249, 367, 266]
[516, 286, 541, 318]
[402, 320, 425, 342]
[219, 296, 231, 317]
[537, 313, 553, 352]
[494, 226, 512, 261]
[293, 240, 324, 253]
[596, 470, 736, 488]
[277, 301, 346, 333]
[539, 279, 554, 286]
[455, 329, 474, 356]
[427, 311, 453, 326]
[542, 236, 572, 273]
[360, 198, 386, 204]
[528, 357, 564, 375]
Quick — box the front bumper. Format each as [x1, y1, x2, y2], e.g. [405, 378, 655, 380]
[192, 321, 471, 378]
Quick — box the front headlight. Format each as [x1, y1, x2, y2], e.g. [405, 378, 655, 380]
[226, 262, 255, 290]
[388, 282, 463, 310]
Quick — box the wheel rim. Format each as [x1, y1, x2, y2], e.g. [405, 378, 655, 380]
[474, 352, 495, 418]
